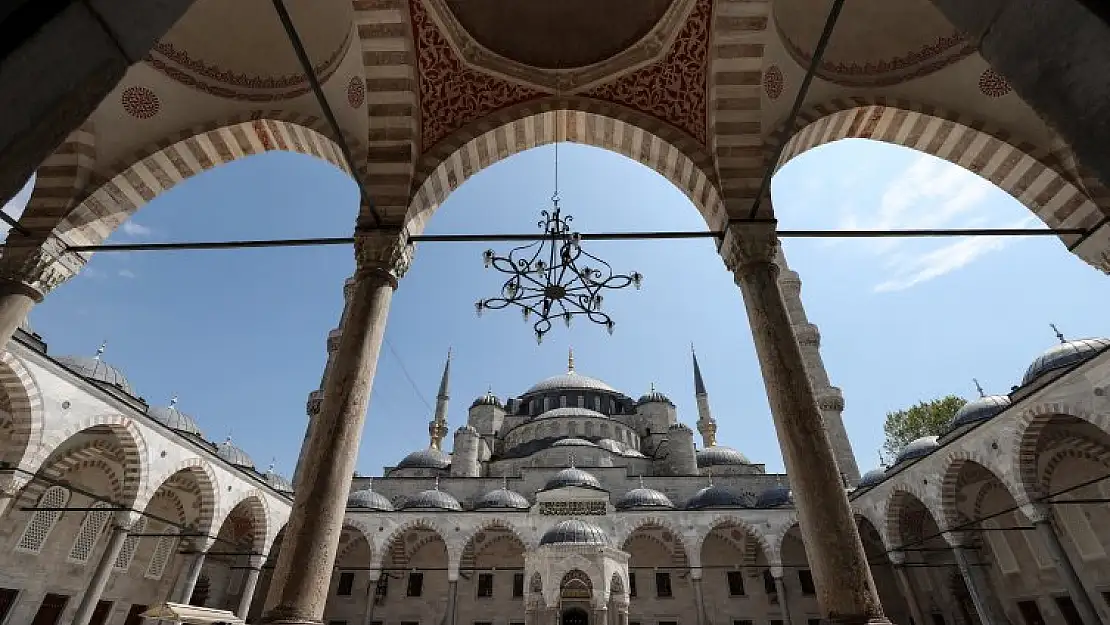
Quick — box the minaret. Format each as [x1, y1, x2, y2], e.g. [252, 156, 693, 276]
[428, 348, 451, 450]
[691, 346, 718, 448]
[775, 248, 860, 484]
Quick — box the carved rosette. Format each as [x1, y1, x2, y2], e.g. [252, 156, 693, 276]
[0, 237, 85, 299]
[794, 323, 821, 347]
[353, 229, 413, 286]
[720, 223, 781, 275]
[818, 387, 845, 412]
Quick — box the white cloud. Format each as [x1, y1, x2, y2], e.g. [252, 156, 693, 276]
[120, 221, 152, 237]
[118, 269, 136, 279]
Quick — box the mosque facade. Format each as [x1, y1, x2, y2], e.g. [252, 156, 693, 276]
[1, 313, 1109, 625]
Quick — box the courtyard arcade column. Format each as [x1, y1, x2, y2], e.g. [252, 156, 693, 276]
[946, 533, 1003, 625]
[772, 570, 795, 625]
[71, 515, 132, 625]
[0, 236, 82, 350]
[173, 540, 209, 603]
[1025, 504, 1103, 625]
[361, 569, 381, 625]
[262, 228, 412, 624]
[722, 222, 888, 625]
[690, 568, 708, 625]
[237, 554, 264, 618]
[889, 552, 927, 625]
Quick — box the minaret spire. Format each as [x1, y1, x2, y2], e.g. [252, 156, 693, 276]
[428, 349, 451, 450]
[691, 345, 717, 448]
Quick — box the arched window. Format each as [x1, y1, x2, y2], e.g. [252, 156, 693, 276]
[594, 397, 601, 412]
[114, 516, 148, 571]
[16, 486, 70, 554]
[559, 395, 568, 408]
[543, 397, 551, 412]
[145, 524, 179, 580]
[68, 501, 115, 563]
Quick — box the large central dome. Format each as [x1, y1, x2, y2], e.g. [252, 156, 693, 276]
[525, 371, 616, 395]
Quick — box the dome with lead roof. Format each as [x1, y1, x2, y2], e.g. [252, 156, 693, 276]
[539, 519, 610, 546]
[397, 448, 451, 470]
[148, 400, 203, 437]
[696, 446, 750, 468]
[348, 487, 394, 511]
[615, 487, 674, 510]
[263, 467, 293, 494]
[475, 488, 531, 510]
[216, 438, 255, 469]
[857, 468, 886, 489]
[535, 407, 609, 421]
[637, 388, 673, 405]
[543, 467, 603, 491]
[470, 390, 503, 409]
[400, 489, 462, 511]
[1022, 337, 1110, 385]
[57, 355, 134, 395]
[525, 371, 616, 395]
[686, 485, 753, 510]
[552, 438, 598, 448]
[895, 436, 939, 465]
[755, 486, 793, 508]
[949, 395, 1011, 430]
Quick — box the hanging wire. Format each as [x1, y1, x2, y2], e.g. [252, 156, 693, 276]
[383, 335, 433, 413]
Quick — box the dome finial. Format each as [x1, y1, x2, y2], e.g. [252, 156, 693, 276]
[267, 458, 276, 474]
[639, 474, 645, 489]
[707, 470, 714, 487]
[434, 475, 440, 491]
[1051, 323, 1067, 344]
[169, 394, 178, 408]
[568, 347, 575, 372]
[650, 382, 656, 393]
[502, 475, 509, 490]
[367, 477, 374, 491]
[94, 340, 107, 361]
[568, 452, 576, 468]
[973, 378, 985, 398]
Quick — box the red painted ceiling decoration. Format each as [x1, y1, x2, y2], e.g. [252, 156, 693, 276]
[583, 0, 710, 145]
[410, 0, 545, 152]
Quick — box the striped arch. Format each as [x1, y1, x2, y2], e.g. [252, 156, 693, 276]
[375, 517, 449, 571]
[213, 491, 270, 554]
[698, 514, 773, 566]
[1039, 443, 1110, 492]
[853, 510, 892, 555]
[138, 458, 220, 536]
[337, 520, 376, 563]
[355, 0, 418, 219]
[767, 98, 1110, 272]
[616, 516, 694, 562]
[1010, 402, 1110, 502]
[883, 484, 942, 552]
[22, 414, 148, 506]
[0, 350, 44, 469]
[44, 113, 360, 250]
[707, 0, 771, 211]
[21, 123, 98, 236]
[460, 518, 532, 552]
[938, 450, 1022, 531]
[403, 101, 723, 235]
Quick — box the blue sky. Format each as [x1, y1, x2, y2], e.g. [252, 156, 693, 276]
[7, 138, 1110, 479]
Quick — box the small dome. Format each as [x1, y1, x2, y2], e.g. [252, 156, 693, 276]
[857, 468, 886, 489]
[544, 467, 603, 491]
[216, 438, 255, 469]
[148, 402, 203, 437]
[263, 468, 294, 494]
[950, 395, 1011, 430]
[895, 436, 940, 465]
[552, 438, 598, 448]
[539, 519, 610, 546]
[696, 446, 750, 468]
[470, 390, 503, 409]
[686, 485, 753, 510]
[348, 488, 394, 511]
[525, 371, 616, 395]
[57, 356, 134, 395]
[1023, 337, 1110, 385]
[397, 448, 451, 470]
[475, 488, 530, 510]
[536, 407, 609, 421]
[615, 487, 674, 510]
[637, 389, 673, 405]
[400, 489, 462, 511]
[755, 486, 793, 508]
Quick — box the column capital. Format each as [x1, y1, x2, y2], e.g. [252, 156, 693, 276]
[0, 469, 28, 496]
[689, 566, 703, 581]
[1021, 501, 1052, 524]
[720, 221, 781, 275]
[366, 568, 382, 582]
[0, 235, 85, 300]
[943, 530, 975, 548]
[769, 565, 784, 579]
[353, 228, 412, 286]
[888, 550, 906, 566]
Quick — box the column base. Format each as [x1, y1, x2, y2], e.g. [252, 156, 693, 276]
[824, 617, 894, 625]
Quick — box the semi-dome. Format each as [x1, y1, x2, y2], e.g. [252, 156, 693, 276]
[348, 488, 394, 511]
[543, 467, 603, 491]
[686, 485, 753, 510]
[895, 436, 940, 465]
[755, 486, 793, 508]
[539, 519, 610, 546]
[535, 407, 609, 421]
[263, 467, 293, 494]
[596, 438, 624, 453]
[397, 448, 451, 470]
[475, 488, 531, 510]
[696, 446, 750, 468]
[57, 355, 134, 395]
[400, 489, 462, 511]
[1022, 338, 1110, 385]
[552, 438, 598, 448]
[615, 487, 674, 510]
[950, 395, 1011, 430]
[148, 401, 203, 437]
[216, 438, 255, 469]
[857, 468, 887, 489]
[525, 371, 616, 395]
[470, 390, 503, 409]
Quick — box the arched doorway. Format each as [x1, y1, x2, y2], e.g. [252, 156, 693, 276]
[561, 606, 589, 625]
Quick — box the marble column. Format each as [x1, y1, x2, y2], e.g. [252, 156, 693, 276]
[890, 557, 927, 625]
[262, 230, 411, 624]
[237, 555, 264, 618]
[0, 236, 81, 351]
[690, 573, 708, 625]
[773, 573, 795, 625]
[1029, 510, 1102, 625]
[362, 571, 381, 625]
[722, 223, 887, 625]
[949, 540, 1002, 625]
[443, 580, 458, 625]
[71, 518, 131, 625]
[175, 547, 208, 604]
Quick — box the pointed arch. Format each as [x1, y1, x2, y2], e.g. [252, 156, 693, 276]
[460, 517, 532, 552]
[375, 517, 450, 571]
[697, 514, 772, 566]
[20, 123, 98, 234]
[617, 516, 693, 567]
[0, 350, 45, 470]
[213, 491, 270, 555]
[1010, 402, 1110, 502]
[939, 450, 1024, 530]
[137, 457, 220, 536]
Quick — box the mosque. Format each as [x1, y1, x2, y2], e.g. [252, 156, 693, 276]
[1, 309, 1110, 625]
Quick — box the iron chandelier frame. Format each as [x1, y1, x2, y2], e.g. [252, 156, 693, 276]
[475, 200, 642, 343]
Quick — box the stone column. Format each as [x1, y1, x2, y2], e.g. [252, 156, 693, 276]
[722, 223, 887, 625]
[443, 580, 458, 625]
[890, 555, 927, 625]
[1028, 508, 1102, 625]
[237, 555, 264, 618]
[690, 571, 708, 625]
[949, 539, 1002, 625]
[0, 236, 81, 350]
[592, 607, 607, 625]
[773, 572, 795, 625]
[261, 229, 411, 624]
[362, 570, 381, 625]
[175, 546, 208, 604]
[71, 518, 131, 625]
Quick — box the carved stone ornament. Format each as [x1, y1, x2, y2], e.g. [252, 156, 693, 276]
[818, 388, 845, 412]
[794, 323, 820, 347]
[0, 236, 85, 299]
[353, 229, 414, 285]
[306, 389, 324, 416]
[720, 222, 781, 274]
[538, 500, 607, 516]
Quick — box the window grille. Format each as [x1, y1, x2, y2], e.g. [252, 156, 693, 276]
[16, 486, 70, 554]
[114, 517, 147, 571]
[67, 501, 114, 563]
[145, 525, 179, 580]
